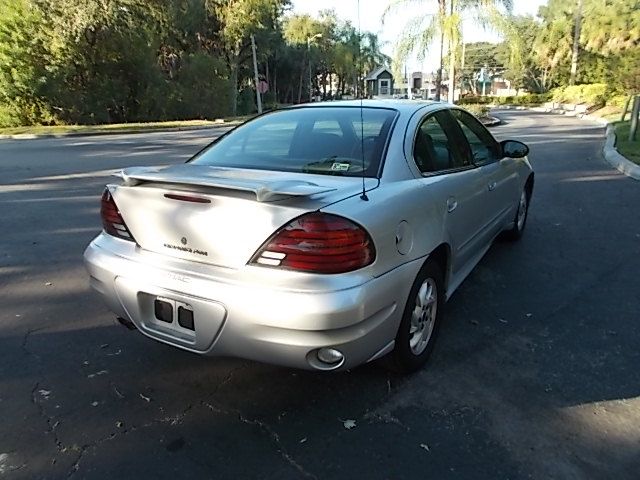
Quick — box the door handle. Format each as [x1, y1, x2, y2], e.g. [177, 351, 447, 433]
[447, 197, 458, 212]
[488, 181, 497, 191]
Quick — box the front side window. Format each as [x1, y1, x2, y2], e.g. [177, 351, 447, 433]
[451, 109, 501, 165]
[413, 110, 469, 174]
[190, 107, 397, 177]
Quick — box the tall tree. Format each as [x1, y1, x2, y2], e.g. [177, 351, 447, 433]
[206, 0, 289, 115]
[384, 0, 512, 103]
[0, 0, 55, 126]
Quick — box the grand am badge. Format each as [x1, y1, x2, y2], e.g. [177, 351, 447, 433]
[163, 240, 208, 256]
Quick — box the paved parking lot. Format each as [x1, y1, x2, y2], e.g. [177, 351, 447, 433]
[1, 111, 639, 479]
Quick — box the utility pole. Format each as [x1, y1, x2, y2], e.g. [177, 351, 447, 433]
[250, 34, 262, 114]
[308, 38, 313, 102]
[569, 0, 583, 86]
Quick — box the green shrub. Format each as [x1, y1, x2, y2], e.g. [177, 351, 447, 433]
[463, 104, 490, 117]
[607, 94, 631, 109]
[550, 83, 607, 107]
[0, 104, 20, 128]
[458, 96, 492, 105]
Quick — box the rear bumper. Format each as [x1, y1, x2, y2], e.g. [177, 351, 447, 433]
[84, 234, 421, 370]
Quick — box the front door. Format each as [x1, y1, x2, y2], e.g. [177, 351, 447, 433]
[450, 109, 520, 239]
[379, 79, 390, 96]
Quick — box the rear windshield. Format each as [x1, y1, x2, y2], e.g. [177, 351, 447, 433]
[190, 107, 397, 177]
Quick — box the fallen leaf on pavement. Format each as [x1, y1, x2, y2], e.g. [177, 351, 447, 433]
[341, 419, 356, 430]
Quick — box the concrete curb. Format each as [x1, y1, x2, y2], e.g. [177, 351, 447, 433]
[492, 105, 637, 181]
[0, 122, 241, 141]
[492, 105, 607, 123]
[481, 115, 501, 127]
[603, 125, 640, 180]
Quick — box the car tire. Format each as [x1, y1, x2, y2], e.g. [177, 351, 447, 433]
[505, 187, 530, 241]
[392, 259, 444, 373]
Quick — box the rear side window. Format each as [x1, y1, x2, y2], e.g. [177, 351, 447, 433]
[190, 107, 397, 177]
[451, 109, 501, 165]
[413, 110, 469, 174]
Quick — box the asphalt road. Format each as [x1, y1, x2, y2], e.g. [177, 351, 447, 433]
[1, 111, 639, 479]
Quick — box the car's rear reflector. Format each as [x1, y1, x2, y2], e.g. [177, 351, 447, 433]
[250, 212, 375, 274]
[101, 189, 135, 242]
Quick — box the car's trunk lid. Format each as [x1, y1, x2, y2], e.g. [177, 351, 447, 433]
[112, 164, 378, 269]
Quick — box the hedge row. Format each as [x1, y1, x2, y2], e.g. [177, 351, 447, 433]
[457, 93, 551, 106]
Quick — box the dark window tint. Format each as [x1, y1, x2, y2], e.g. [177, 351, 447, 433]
[413, 110, 468, 173]
[451, 109, 501, 165]
[190, 107, 397, 177]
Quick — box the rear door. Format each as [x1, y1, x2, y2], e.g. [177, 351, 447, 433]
[411, 109, 487, 276]
[450, 109, 520, 238]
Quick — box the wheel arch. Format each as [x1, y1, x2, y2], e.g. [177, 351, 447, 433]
[525, 172, 534, 198]
[426, 243, 451, 291]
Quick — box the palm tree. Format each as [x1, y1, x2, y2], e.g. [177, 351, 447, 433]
[384, 0, 512, 102]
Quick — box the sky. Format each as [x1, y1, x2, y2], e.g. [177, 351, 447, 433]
[289, 0, 548, 72]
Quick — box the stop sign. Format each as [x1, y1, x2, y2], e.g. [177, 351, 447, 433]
[258, 80, 269, 94]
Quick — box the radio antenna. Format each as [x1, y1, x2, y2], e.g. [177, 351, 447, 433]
[357, 0, 368, 201]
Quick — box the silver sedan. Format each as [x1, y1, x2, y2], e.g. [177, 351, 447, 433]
[84, 100, 533, 372]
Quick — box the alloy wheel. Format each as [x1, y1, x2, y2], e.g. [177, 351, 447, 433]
[409, 278, 438, 355]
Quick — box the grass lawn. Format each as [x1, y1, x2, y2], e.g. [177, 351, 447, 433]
[613, 120, 640, 165]
[0, 117, 251, 137]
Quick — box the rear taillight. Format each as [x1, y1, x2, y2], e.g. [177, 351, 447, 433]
[250, 212, 375, 274]
[100, 188, 135, 242]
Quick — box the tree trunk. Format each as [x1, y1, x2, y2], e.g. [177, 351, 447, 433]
[229, 61, 238, 116]
[297, 64, 305, 104]
[630, 96, 640, 141]
[569, 0, 583, 86]
[435, 38, 444, 100]
[322, 73, 327, 99]
[621, 95, 632, 121]
[448, 43, 456, 103]
[273, 65, 278, 105]
[447, 0, 456, 103]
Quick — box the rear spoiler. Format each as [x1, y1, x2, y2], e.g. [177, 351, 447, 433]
[116, 165, 337, 202]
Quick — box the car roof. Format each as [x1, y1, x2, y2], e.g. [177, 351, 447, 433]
[286, 99, 453, 115]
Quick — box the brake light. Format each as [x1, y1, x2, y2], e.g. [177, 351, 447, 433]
[100, 188, 135, 242]
[251, 212, 375, 274]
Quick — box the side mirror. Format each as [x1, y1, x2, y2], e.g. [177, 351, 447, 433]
[501, 140, 529, 158]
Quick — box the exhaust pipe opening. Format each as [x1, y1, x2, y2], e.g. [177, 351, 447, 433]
[117, 316, 136, 331]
